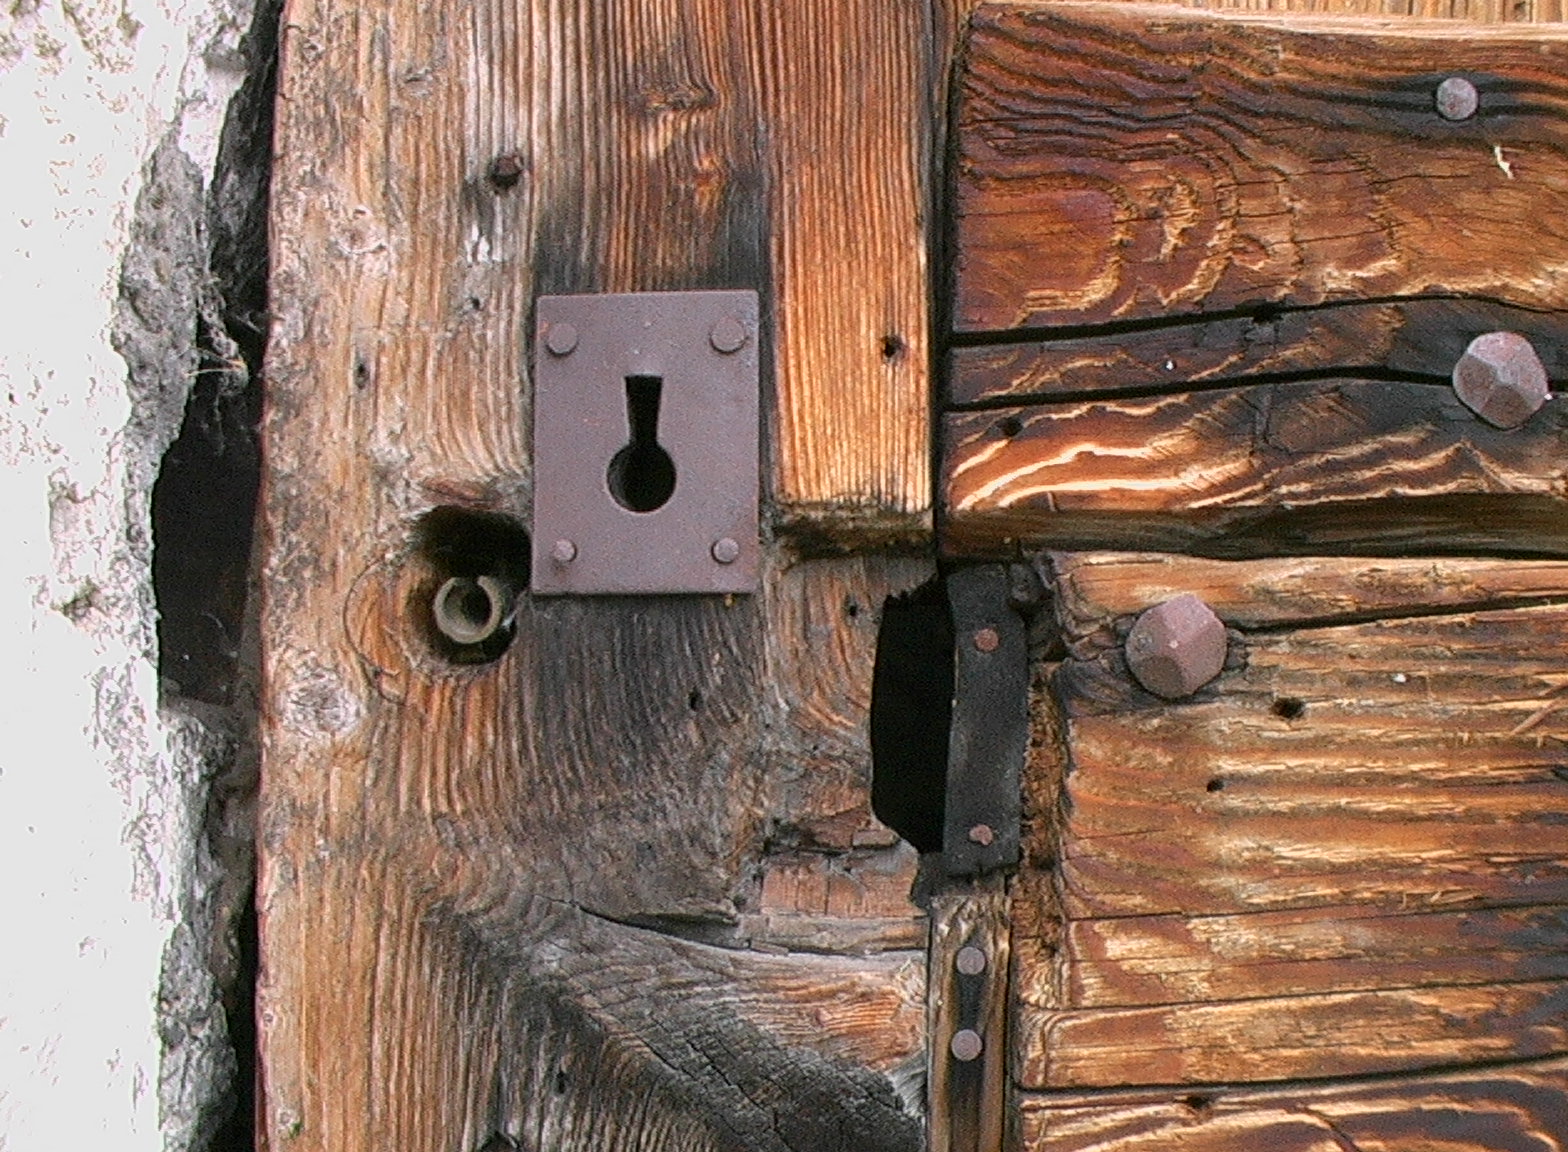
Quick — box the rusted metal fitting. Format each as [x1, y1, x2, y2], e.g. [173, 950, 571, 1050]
[950, 1029, 984, 1062]
[1124, 593, 1227, 700]
[1451, 331, 1550, 429]
[709, 316, 749, 354]
[432, 575, 515, 646]
[955, 946, 987, 976]
[544, 322, 579, 357]
[967, 823, 995, 846]
[1435, 76, 1478, 122]
[972, 627, 1000, 653]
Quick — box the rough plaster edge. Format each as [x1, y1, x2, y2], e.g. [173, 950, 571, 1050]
[107, 0, 277, 1134]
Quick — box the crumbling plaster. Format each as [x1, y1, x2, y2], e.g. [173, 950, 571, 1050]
[0, 0, 264, 1142]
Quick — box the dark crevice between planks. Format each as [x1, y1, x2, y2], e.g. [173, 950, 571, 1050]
[945, 363, 1453, 413]
[949, 495, 1568, 563]
[1007, 1048, 1568, 1099]
[945, 292, 1568, 352]
[1236, 591, 1568, 635]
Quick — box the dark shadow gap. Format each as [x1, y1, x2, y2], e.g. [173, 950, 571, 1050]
[869, 577, 954, 854]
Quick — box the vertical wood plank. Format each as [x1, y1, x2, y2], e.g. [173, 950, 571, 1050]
[928, 883, 1011, 1152]
[759, 0, 932, 534]
[262, 0, 939, 1134]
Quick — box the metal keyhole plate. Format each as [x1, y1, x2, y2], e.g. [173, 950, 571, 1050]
[531, 290, 759, 595]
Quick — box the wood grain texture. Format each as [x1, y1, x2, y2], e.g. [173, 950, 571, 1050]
[263, 517, 930, 1145]
[1018, 1058, 1568, 1151]
[1012, 552, 1568, 1090]
[951, 2, 1568, 336]
[1048, 550, 1568, 634]
[942, 381, 1568, 558]
[263, 0, 943, 1140]
[949, 299, 1568, 405]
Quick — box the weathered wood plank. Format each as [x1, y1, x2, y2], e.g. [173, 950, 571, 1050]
[1049, 551, 1568, 637]
[951, 2, 1568, 336]
[759, 0, 931, 533]
[264, 0, 942, 1140]
[266, 528, 929, 1148]
[1011, 552, 1568, 1090]
[949, 299, 1568, 405]
[1053, 903, 1568, 1008]
[942, 382, 1568, 558]
[1056, 606, 1568, 920]
[1018, 1058, 1568, 1150]
[1018, 982, 1568, 1088]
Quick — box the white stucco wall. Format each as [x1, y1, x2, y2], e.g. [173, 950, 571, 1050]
[0, 0, 257, 1143]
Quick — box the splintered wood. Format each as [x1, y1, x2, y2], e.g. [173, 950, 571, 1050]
[942, 3, 1568, 559]
[1012, 552, 1568, 1137]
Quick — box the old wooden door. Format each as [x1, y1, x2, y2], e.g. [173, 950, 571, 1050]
[258, 0, 1568, 1150]
[934, 4, 1568, 1148]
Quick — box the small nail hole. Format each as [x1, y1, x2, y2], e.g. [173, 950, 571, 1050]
[687, 689, 703, 711]
[880, 334, 905, 360]
[1272, 697, 1306, 720]
[1206, 778, 1225, 793]
[997, 416, 1023, 438]
[845, 597, 861, 620]
[553, 1068, 568, 1094]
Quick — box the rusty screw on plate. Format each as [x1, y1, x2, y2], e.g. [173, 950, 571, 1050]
[487, 151, 525, 190]
[711, 537, 741, 564]
[968, 823, 995, 847]
[709, 317, 749, 354]
[1435, 76, 1479, 122]
[950, 1030, 984, 1062]
[1451, 331, 1550, 429]
[972, 626, 1000, 653]
[1124, 593, 1227, 700]
[551, 539, 577, 564]
[955, 946, 987, 976]
[545, 322, 579, 357]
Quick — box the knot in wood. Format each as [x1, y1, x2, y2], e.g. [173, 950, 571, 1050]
[1124, 593, 1227, 700]
[1452, 331, 1549, 429]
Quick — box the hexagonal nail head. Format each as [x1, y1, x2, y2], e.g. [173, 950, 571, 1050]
[1124, 593, 1227, 700]
[1452, 331, 1550, 429]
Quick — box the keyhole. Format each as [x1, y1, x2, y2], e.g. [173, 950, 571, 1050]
[607, 375, 676, 512]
